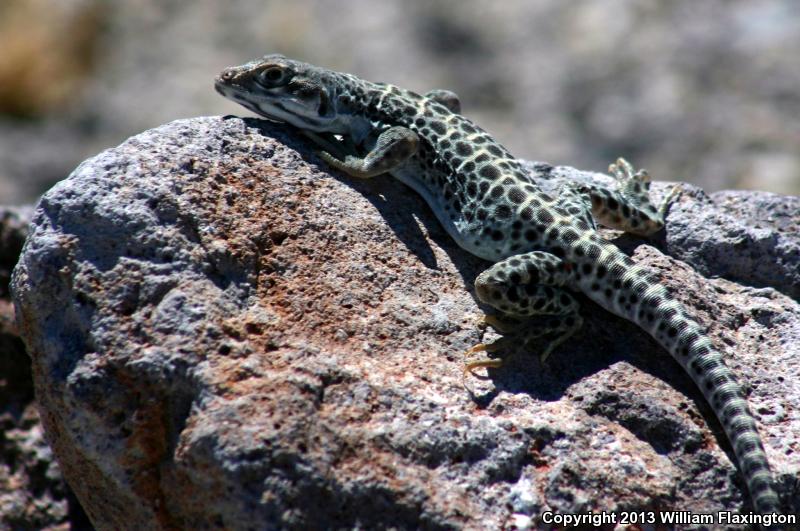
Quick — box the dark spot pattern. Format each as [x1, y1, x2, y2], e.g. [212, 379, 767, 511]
[480, 165, 500, 180]
[495, 205, 511, 219]
[487, 145, 503, 156]
[456, 142, 472, 157]
[430, 121, 446, 135]
[508, 187, 526, 203]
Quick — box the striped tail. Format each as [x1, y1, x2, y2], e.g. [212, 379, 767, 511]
[579, 244, 781, 515]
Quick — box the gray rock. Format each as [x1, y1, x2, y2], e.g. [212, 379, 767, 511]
[0, 206, 32, 298]
[11, 117, 800, 529]
[0, 205, 92, 530]
[665, 188, 799, 300]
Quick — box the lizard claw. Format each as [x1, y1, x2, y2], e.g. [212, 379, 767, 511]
[609, 158, 636, 180]
[464, 342, 502, 378]
[463, 356, 504, 378]
[463, 338, 511, 377]
[466, 342, 489, 354]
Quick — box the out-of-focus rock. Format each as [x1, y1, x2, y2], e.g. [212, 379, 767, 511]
[3, 1, 800, 203]
[0, 206, 32, 298]
[0, 0, 106, 118]
[11, 117, 799, 529]
[1, 206, 92, 530]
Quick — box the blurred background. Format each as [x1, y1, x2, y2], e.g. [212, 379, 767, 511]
[1, 0, 799, 205]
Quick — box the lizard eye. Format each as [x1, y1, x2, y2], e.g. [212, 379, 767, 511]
[265, 68, 282, 81]
[258, 66, 289, 87]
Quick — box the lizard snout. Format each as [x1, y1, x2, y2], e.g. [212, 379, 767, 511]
[218, 68, 236, 82]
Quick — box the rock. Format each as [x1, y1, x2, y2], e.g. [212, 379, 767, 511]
[0, 206, 33, 299]
[11, 116, 800, 529]
[664, 188, 799, 300]
[0, 206, 92, 530]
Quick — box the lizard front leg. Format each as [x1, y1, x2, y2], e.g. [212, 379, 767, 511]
[466, 251, 583, 373]
[314, 126, 419, 178]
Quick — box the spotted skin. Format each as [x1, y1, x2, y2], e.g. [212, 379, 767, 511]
[215, 55, 782, 516]
[424, 89, 461, 113]
[468, 251, 584, 365]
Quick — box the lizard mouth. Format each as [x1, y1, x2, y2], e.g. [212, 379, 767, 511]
[213, 80, 228, 96]
[215, 76, 336, 131]
[214, 80, 284, 121]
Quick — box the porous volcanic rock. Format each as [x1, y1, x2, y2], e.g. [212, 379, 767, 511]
[1, 205, 92, 530]
[11, 117, 800, 529]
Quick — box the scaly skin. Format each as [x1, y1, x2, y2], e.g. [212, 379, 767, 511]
[215, 55, 782, 517]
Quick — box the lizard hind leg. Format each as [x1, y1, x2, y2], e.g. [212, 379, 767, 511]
[580, 157, 681, 236]
[465, 314, 583, 373]
[467, 251, 583, 373]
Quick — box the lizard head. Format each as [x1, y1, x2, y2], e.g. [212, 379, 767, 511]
[215, 54, 338, 131]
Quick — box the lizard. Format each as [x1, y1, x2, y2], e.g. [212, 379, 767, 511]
[214, 54, 782, 518]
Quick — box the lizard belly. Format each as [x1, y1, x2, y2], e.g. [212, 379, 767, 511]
[387, 164, 501, 261]
[391, 161, 543, 261]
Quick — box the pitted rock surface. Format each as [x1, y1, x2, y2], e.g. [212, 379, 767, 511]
[11, 117, 800, 529]
[1, 205, 92, 530]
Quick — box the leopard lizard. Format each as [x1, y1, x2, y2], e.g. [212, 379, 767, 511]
[214, 54, 781, 517]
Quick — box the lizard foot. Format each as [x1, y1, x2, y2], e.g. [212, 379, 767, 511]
[609, 157, 652, 193]
[463, 338, 512, 377]
[477, 314, 523, 334]
[466, 313, 583, 375]
[657, 183, 684, 218]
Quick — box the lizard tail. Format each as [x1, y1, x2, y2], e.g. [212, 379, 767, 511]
[577, 242, 781, 515]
